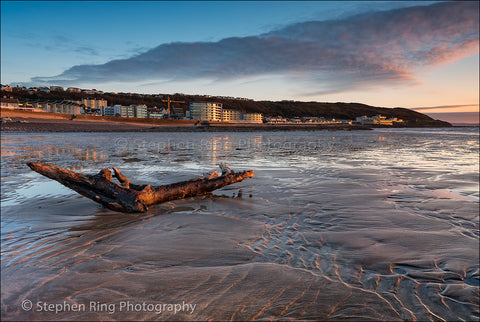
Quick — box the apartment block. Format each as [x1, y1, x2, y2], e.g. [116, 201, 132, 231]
[103, 104, 147, 118]
[189, 102, 223, 121]
[222, 109, 242, 122]
[242, 113, 263, 123]
[134, 105, 148, 118]
[16, 99, 82, 114]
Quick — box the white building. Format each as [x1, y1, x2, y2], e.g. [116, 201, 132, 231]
[0, 98, 19, 109]
[41, 101, 81, 114]
[17, 99, 82, 114]
[356, 115, 403, 125]
[148, 113, 166, 119]
[242, 113, 263, 123]
[103, 105, 122, 117]
[148, 107, 168, 119]
[265, 117, 287, 124]
[134, 105, 148, 118]
[122, 105, 135, 117]
[74, 98, 108, 109]
[103, 104, 147, 118]
[189, 102, 223, 121]
[222, 109, 242, 122]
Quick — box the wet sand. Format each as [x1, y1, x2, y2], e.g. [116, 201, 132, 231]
[1, 130, 479, 321]
[2, 197, 403, 321]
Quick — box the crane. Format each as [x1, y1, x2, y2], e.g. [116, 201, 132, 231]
[162, 96, 186, 118]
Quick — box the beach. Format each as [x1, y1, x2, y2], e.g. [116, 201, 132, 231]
[1, 109, 371, 132]
[0, 109, 193, 132]
[1, 128, 478, 320]
[2, 1, 478, 319]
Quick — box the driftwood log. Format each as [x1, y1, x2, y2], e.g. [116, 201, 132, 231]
[26, 162, 254, 213]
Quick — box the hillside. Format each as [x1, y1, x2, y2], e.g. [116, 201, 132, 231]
[2, 89, 451, 126]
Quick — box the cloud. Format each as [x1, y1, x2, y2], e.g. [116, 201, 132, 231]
[24, 33, 100, 57]
[31, 1, 479, 94]
[422, 112, 479, 124]
[410, 104, 479, 114]
[72, 46, 99, 56]
[411, 104, 479, 111]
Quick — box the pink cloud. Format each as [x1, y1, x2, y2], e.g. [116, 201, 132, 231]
[32, 1, 479, 95]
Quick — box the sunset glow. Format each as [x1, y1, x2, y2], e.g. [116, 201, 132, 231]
[1, 1, 478, 124]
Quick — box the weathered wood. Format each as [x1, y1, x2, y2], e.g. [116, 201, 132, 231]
[26, 162, 254, 213]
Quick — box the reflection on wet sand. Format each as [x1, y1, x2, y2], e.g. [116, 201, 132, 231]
[1, 196, 402, 321]
[1, 129, 479, 320]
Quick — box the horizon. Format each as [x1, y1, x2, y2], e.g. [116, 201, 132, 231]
[1, 1, 478, 124]
[2, 84, 478, 125]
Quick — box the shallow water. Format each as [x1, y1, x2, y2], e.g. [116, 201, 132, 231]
[1, 128, 479, 321]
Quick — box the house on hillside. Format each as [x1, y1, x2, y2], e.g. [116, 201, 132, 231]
[66, 87, 82, 93]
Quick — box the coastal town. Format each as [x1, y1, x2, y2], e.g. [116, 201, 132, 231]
[1, 84, 405, 126]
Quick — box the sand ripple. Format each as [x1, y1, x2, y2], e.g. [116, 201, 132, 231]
[2, 129, 479, 320]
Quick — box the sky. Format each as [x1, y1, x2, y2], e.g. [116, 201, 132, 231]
[1, 1, 478, 124]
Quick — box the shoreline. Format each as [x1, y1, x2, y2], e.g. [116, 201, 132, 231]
[0, 120, 373, 132]
[1, 108, 464, 133]
[1, 109, 371, 132]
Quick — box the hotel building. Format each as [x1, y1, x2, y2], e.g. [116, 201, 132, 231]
[103, 104, 147, 118]
[222, 109, 242, 122]
[242, 113, 263, 123]
[189, 102, 223, 121]
[74, 98, 108, 110]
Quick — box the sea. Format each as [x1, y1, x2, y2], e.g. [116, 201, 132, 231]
[1, 128, 479, 321]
